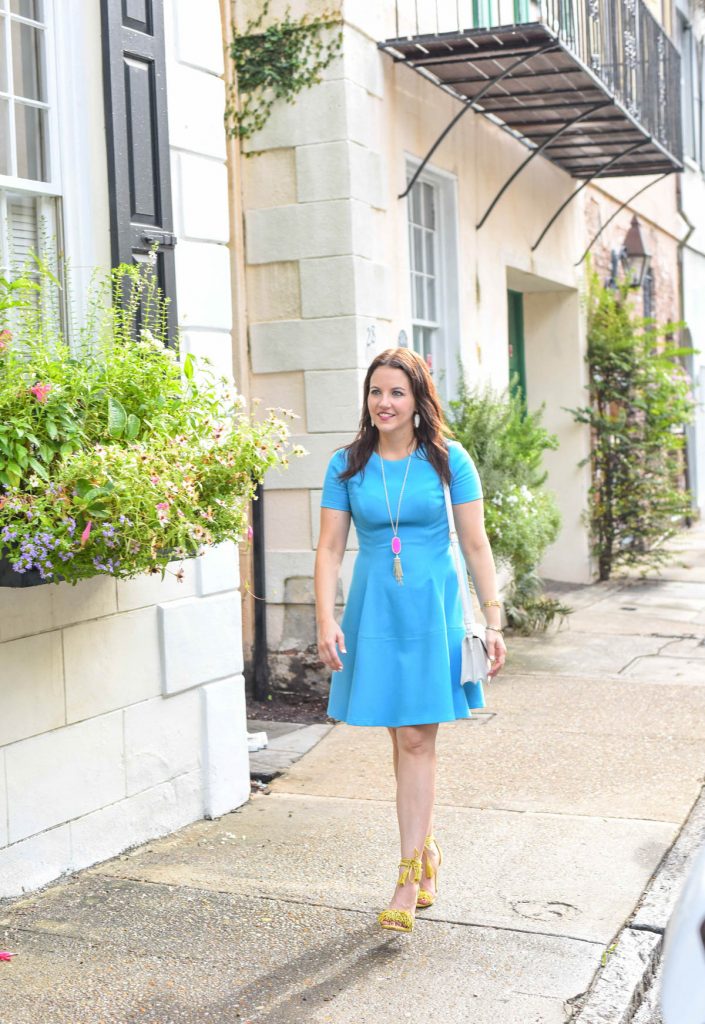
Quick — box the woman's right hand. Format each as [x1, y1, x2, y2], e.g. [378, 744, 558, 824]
[317, 619, 346, 672]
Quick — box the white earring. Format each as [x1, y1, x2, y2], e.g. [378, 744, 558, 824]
[413, 412, 421, 429]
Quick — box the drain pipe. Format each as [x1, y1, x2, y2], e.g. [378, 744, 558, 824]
[676, 173, 697, 521]
[252, 482, 269, 701]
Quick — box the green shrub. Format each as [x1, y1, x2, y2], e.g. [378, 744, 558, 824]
[449, 376, 570, 633]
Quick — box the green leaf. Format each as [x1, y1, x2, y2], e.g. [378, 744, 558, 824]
[28, 457, 49, 480]
[39, 443, 54, 462]
[124, 413, 141, 441]
[108, 397, 127, 438]
[182, 352, 194, 381]
[13, 446, 29, 468]
[46, 420, 58, 440]
[60, 441, 74, 458]
[74, 478, 95, 498]
[6, 460, 22, 478]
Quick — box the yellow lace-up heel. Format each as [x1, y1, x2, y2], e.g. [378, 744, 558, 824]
[416, 834, 442, 909]
[377, 848, 423, 933]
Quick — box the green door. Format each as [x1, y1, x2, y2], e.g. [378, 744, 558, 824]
[507, 289, 527, 401]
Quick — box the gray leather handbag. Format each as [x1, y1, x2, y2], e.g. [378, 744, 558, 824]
[442, 482, 490, 688]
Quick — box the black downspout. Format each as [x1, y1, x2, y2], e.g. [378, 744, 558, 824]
[252, 483, 269, 701]
[676, 172, 696, 524]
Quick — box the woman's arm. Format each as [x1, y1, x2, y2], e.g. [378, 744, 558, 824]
[314, 507, 351, 671]
[453, 498, 507, 677]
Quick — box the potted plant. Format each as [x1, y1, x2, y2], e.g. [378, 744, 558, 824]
[0, 258, 300, 587]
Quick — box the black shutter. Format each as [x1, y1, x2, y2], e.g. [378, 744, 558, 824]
[100, 0, 177, 339]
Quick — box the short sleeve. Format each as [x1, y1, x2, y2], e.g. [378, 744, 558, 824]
[449, 441, 483, 504]
[320, 449, 351, 512]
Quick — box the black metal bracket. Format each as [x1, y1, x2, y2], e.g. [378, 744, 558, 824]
[398, 40, 560, 201]
[573, 170, 673, 266]
[531, 139, 652, 252]
[141, 229, 177, 248]
[476, 100, 613, 229]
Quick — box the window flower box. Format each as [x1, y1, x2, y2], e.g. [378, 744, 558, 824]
[0, 261, 300, 588]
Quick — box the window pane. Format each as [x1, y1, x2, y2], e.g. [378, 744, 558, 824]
[421, 182, 435, 229]
[413, 325, 434, 369]
[0, 98, 10, 173]
[0, 17, 7, 92]
[424, 230, 435, 275]
[11, 20, 44, 100]
[413, 272, 425, 319]
[409, 180, 420, 225]
[426, 276, 437, 321]
[10, 0, 43, 20]
[15, 101, 46, 179]
[412, 225, 424, 273]
[7, 192, 37, 268]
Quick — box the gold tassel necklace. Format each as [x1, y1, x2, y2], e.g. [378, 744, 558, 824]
[379, 448, 413, 585]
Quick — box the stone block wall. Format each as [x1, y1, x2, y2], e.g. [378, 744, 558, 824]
[239, 17, 389, 691]
[0, 545, 249, 898]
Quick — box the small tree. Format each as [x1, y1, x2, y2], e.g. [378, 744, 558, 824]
[569, 268, 695, 580]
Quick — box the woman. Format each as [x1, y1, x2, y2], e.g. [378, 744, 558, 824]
[314, 348, 507, 934]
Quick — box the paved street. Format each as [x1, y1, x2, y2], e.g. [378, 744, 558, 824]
[3, 528, 705, 1022]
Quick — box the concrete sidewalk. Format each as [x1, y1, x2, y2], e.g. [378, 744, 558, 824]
[3, 530, 705, 1023]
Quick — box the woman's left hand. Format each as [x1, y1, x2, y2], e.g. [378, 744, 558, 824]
[486, 629, 507, 678]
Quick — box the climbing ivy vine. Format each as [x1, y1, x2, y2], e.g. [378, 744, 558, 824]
[226, 1, 343, 144]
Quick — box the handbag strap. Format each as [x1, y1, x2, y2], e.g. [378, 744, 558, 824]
[442, 482, 476, 634]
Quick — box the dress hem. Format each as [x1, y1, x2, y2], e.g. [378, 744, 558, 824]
[327, 711, 482, 727]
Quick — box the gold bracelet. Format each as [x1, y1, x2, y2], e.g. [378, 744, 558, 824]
[486, 625, 504, 635]
[482, 599, 501, 609]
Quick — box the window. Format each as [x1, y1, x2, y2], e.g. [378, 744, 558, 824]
[406, 163, 460, 401]
[408, 179, 438, 371]
[0, 0, 60, 277]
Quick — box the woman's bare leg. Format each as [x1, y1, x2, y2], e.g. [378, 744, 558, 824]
[387, 726, 399, 780]
[385, 723, 439, 913]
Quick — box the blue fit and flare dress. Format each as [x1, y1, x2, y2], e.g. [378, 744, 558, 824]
[320, 440, 485, 728]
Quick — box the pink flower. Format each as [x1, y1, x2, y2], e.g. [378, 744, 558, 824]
[247, 525, 254, 541]
[150, 475, 160, 484]
[155, 501, 170, 525]
[0, 951, 17, 962]
[80, 521, 92, 546]
[29, 382, 52, 403]
[0, 329, 11, 352]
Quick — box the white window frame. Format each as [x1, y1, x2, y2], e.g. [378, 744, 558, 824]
[0, 0, 62, 274]
[405, 157, 461, 403]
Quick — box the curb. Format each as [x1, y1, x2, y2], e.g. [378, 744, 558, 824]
[572, 783, 705, 1023]
[248, 721, 334, 783]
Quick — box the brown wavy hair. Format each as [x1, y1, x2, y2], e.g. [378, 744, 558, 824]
[339, 348, 453, 483]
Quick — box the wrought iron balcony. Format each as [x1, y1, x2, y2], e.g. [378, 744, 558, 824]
[380, 0, 683, 181]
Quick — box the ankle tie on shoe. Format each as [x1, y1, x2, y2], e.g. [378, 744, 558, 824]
[423, 835, 437, 879]
[397, 848, 422, 886]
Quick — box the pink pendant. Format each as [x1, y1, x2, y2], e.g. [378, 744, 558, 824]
[391, 536, 402, 555]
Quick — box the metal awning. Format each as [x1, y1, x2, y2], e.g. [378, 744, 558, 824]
[379, 3, 683, 240]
